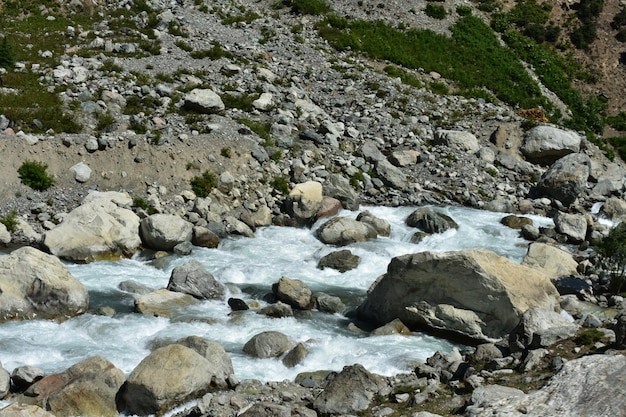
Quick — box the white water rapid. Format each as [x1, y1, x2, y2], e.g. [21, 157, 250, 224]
[0, 206, 553, 385]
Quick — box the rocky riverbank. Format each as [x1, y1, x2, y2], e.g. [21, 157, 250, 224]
[1, 0, 626, 415]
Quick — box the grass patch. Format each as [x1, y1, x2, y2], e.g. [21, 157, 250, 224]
[271, 176, 290, 194]
[0, 210, 19, 233]
[425, 3, 447, 19]
[132, 197, 157, 215]
[283, 0, 332, 15]
[190, 170, 218, 198]
[238, 118, 271, 140]
[222, 93, 258, 111]
[189, 42, 234, 60]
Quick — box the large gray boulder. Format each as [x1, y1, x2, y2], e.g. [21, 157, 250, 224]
[322, 173, 360, 211]
[174, 336, 234, 389]
[242, 331, 292, 358]
[140, 214, 193, 251]
[521, 242, 579, 280]
[0, 404, 56, 417]
[167, 260, 225, 300]
[19, 356, 125, 417]
[375, 158, 408, 189]
[554, 211, 588, 243]
[182, 89, 225, 113]
[313, 364, 387, 415]
[317, 249, 360, 272]
[520, 125, 581, 164]
[536, 153, 591, 206]
[0, 364, 9, 399]
[465, 354, 626, 417]
[358, 249, 560, 342]
[316, 217, 377, 246]
[134, 289, 199, 317]
[272, 276, 313, 310]
[42, 194, 141, 262]
[0, 247, 88, 321]
[121, 343, 228, 416]
[433, 129, 480, 153]
[509, 308, 579, 352]
[406, 207, 459, 234]
[11, 366, 44, 391]
[356, 210, 391, 236]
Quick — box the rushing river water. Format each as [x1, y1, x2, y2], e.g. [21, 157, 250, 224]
[0, 206, 554, 386]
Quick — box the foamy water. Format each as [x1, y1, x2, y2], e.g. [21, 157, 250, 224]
[0, 206, 553, 386]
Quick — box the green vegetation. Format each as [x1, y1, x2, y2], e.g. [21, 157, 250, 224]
[221, 147, 232, 158]
[574, 328, 604, 345]
[425, 3, 447, 19]
[132, 197, 157, 215]
[318, 15, 547, 110]
[238, 118, 271, 140]
[570, 0, 604, 49]
[0, 37, 15, 70]
[597, 222, 626, 294]
[220, 10, 262, 25]
[284, 0, 332, 15]
[174, 40, 194, 52]
[271, 176, 289, 194]
[18, 160, 55, 191]
[222, 93, 258, 111]
[190, 170, 218, 198]
[0, 210, 19, 233]
[190, 42, 234, 60]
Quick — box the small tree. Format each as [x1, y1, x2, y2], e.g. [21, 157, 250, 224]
[18, 160, 55, 191]
[0, 36, 15, 70]
[597, 222, 626, 294]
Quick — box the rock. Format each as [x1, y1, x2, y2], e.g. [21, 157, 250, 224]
[228, 298, 249, 311]
[375, 158, 408, 189]
[313, 292, 345, 313]
[552, 276, 593, 298]
[248, 205, 272, 227]
[167, 260, 225, 300]
[316, 216, 377, 246]
[191, 226, 220, 248]
[536, 153, 591, 206]
[243, 331, 292, 358]
[356, 210, 390, 236]
[0, 223, 10, 244]
[405, 207, 458, 234]
[20, 356, 124, 417]
[11, 365, 44, 391]
[42, 196, 141, 262]
[238, 402, 291, 417]
[0, 365, 8, 399]
[389, 150, 419, 167]
[500, 215, 532, 229]
[614, 312, 626, 347]
[134, 289, 199, 317]
[433, 129, 480, 153]
[174, 336, 234, 388]
[317, 249, 360, 272]
[469, 384, 525, 409]
[224, 216, 255, 238]
[520, 125, 581, 164]
[322, 173, 360, 211]
[121, 344, 222, 416]
[358, 249, 560, 342]
[509, 308, 578, 352]
[521, 224, 540, 241]
[140, 214, 193, 251]
[470, 344, 503, 365]
[173, 241, 193, 256]
[521, 242, 578, 280]
[282, 342, 309, 368]
[286, 181, 323, 224]
[272, 276, 312, 310]
[183, 89, 225, 113]
[0, 247, 88, 321]
[553, 211, 587, 243]
[69, 162, 91, 183]
[0, 404, 56, 417]
[371, 318, 411, 336]
[252, 92, 273, 111]
[118, 280, 152, 295]
[312, 364, 386, 415]
[601, 197, 626, 221]
[465, 355, 626, 417]
[316, 196, 343, 219]
[257, 301, 294, 318]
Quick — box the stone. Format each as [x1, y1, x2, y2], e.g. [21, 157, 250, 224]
[389, 150, 419, 167]
[0, 404, 56, 417]
[358, 249, 560, 342]
[553, 211, 587, 243]
[520, 125, 581, 165]
[272, 276, 312, 310]
[500, 215, 532, 229]
[11, 365, 45, 391]
[224, 216, 255, 238]
[509, 308, 579, 352]
[375, 158, 408, 189]
[406, 207, 458, 234]
[282, 342, 309, 368]
[521, 242, 578, 280]
[0, 247, 88, 321]
[0, 223, 10, 244]
[322, 173, 360, 210]
[191, 226, 220, 248]
[433, 129, 480, 153]
[316, 196, 343, 219]
[252, 92, 273, 111]
[140, 214, 193, 251]
[20, 356, 124, 417]
[286, 181, 323, 224]
[318, 249, 360, 272]
[536, 153, 591, 206]
[371, 318, 411, 336]
[314, 292, 345, 313]
[228, 298, 249, 311]
[173, 241, 193, 256]
[0, 365, 8, 399]
[257, 301, 294, 318]
[69, 162, 91, 183]
[312, 364, 386, 416]
[183, 89, 225, 113]
[121, 344, 223, 416]
[356, 210, 391, 236]
[316, 216, 377, 246]
[167, 260, 225, 300]
[174, 336, 234, 388]
[42, 195, 141, 262]
[470, 344, 503, 365]
[134, 289, 199, 317]
[242, 331, 292, 358]
[238, 403, 291, 417]
[601, 197, 626, 221]
[469, 385, 525, 408]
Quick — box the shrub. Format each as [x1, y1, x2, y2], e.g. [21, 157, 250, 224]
[0, 36, 15, 70]
[0, 210, 18, 233]
[574, 328, 604, 345]
[271, 176, 289, 194]
[132, 197, 157, 215]
[190, 170, 218, 198]
[18, 160, 54, 191]
[284, 0, 331, 15]
[221, 147, 232, 158]
[597, 222, 626, 294]
[425, 3, 447, 19]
